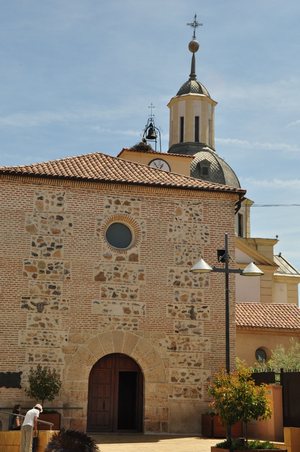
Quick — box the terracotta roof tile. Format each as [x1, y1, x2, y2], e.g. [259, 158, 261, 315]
[0, 151, 245, 194]
[236, 303, 300, 330]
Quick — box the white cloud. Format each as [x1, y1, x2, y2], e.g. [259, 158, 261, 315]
[216, 137, 300, 153]
[0, 106, 137, 128]
[244, 177, 300, 189]
[287, 119, 300, 127]
[0, 110, 95, 127]
[89, 126, 141, 137]
[214, 77, 300, 111]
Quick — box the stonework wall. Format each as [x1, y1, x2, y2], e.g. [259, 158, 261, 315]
[0, 176, 238, 433]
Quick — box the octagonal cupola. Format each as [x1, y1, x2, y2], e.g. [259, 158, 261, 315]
[168, 15, 217, 153]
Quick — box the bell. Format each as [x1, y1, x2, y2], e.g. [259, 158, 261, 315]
[146, 123, 157, 140]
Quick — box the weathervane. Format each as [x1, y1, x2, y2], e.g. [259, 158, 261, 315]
[187, 14, 203, 39]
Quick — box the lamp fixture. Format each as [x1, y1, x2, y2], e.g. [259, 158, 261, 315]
[191, 233, 263, 375]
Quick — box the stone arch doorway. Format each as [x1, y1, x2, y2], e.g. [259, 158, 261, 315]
[87, 353, 143, 432]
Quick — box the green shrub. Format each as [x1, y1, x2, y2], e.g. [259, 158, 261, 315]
[216, 439, 278, 450]
[253, 338, 300, 372]
[46, 429, 99, 452]
[25, 364, 62, 405]
[208, 366, 271, 446]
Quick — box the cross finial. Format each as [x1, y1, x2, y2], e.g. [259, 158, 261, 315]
[187, 14, 203, 40]
[148, 103, 155, 118]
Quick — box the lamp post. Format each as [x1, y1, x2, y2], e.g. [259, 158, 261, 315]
[191, 233, 263, 373]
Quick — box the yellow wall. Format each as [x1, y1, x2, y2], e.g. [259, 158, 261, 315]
[0, 430, 57, 452]
[167, 94, 217, 149]
[236, 330, 300, 366]
[273, 275, 300, 305]
[119, 149, 193, 176]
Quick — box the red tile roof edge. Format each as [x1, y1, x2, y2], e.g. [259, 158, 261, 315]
[0, 151, 246, 195]
[236, 302, 300, 330]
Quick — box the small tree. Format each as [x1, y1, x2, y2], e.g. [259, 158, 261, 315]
[208, 366, 271, 447]
[26, 364, 62, 406]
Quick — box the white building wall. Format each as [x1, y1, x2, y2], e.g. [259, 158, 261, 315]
[235, 248, 260, 302]
[273, 282, 288, 303]
[235, 273, 261, 302]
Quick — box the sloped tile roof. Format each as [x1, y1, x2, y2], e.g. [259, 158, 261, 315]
[236, 303, 300, 330]
[0, 151, 245, 194]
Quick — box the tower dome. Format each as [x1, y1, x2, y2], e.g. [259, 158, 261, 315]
[191, 146, 240, 188]
[177, 78, 210, 97]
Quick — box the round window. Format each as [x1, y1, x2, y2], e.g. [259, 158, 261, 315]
[255, 347, 267, 363]
[106, 222, 133, 249]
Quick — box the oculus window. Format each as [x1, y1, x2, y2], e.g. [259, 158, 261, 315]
[255, 347, 267, 363]
[106, 222, 133, 249]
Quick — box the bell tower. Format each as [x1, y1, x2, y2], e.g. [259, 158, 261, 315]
[167, 15, 240, 188]
[168, 15, 217, 154]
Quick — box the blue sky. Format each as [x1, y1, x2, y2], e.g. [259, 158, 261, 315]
[1, 0, 300, 270]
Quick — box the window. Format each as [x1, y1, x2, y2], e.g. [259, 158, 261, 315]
[255, 347, 267, 363]
[195, 116, 199, 142]
[106, 222, 133, 249]
[180, 116, 184, 143]
[201, 165, 209, 176]
[208, 118, 212, 146]
[238, 213, 244, 237]
[198, 160, 210, 178]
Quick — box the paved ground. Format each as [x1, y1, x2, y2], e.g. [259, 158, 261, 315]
[91, 434, 220, 452]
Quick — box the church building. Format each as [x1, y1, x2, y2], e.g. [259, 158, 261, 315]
[0, 16, 299, 434]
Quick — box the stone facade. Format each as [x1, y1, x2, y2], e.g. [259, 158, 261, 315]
[0, 175, 238, 433]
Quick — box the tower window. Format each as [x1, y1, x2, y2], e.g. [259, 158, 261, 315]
[195, 116, 199, 142]
[201, 165, 209, 176]
[238, 213, 244, 237]
[208, 119, 212, 146]
[180, 116, 184, 143]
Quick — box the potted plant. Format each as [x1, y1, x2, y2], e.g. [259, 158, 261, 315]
[201, 410, 242, 438]
[26, 364, 62, 430]
[208, 366, 286, 451]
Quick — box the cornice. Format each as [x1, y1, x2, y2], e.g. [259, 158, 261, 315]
[235, 236, 277, 268]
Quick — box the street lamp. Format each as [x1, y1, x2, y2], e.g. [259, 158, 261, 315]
[191, 233, 263, 373]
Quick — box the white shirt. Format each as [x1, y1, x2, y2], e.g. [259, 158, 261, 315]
[22, 408, 40, 427]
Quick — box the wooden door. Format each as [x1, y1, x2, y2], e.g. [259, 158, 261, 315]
[87, 353, 143, 432]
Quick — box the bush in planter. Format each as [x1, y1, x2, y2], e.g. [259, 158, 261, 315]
[45, 429, 99, 452]
[214, 439, 282, 450]
[25, 364, 62, 406]
[208, 366, 271, 449]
